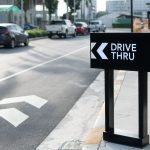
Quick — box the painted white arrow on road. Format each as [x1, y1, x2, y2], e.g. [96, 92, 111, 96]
[97, 43, 108, 59]
[0, 95, 47, 108]
[0, 95, 48, 127]
[0, 108, 29, 127]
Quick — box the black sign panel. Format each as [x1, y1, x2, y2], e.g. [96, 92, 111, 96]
[91, 33, 150, 71]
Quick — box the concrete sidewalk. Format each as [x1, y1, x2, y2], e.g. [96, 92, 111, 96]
[37, 71, 150, 150]
[97, 71, 150, 150]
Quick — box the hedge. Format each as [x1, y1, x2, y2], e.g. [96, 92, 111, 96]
[112, 23, 131, 28]
[26, 29, 48, 38]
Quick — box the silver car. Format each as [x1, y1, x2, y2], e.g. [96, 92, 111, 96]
[89, 20, 106, 32]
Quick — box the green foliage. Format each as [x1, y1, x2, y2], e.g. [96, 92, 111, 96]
[112, 23, 131, 28]
[64, 0, 92, 13]
[27, 29, 48, 38]
[96, 11, 108, 18]
[113, 18, 131, 28]
[45, 0, 58, 20]
[15, 0, 29, 12]
[15, 0, 30, 23]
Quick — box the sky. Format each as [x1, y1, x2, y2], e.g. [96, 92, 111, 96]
[57, 0, 106, 16]
[97, 0, 106, 12]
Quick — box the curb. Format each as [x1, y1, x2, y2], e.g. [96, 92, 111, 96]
[29, 37, 47, 41]
[36, 70, 126, 150]
[82, 70, 126, 150]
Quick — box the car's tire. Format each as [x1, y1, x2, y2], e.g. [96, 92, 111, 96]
[48, 34, 52, 38]
[72, 31, 76, 37]
[64, 30, 68, 38]
[9, 39, 15, 48]
[59, 35, 62, 38]
[24, 38, 29, 46]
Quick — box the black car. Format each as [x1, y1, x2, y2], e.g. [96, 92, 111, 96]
[0, 23, 29, 48]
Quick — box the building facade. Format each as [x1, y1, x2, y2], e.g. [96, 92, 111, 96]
[106, 0, 130, 13]
[0, 0, 14, 5]
[79, 0, 96, 20]
[106, 0, 150, 16]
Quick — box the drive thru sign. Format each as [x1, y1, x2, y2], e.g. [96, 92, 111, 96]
[91, 33, 150, 71]
[90, 33, 150, 148]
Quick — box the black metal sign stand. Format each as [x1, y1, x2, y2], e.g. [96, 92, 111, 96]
[103, 69, 149, 148]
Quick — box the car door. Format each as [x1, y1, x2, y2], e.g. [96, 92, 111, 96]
[15, 25, 26, 42]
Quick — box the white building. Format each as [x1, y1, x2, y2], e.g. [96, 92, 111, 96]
[106, 0, 150, 17]
[79, 0, 96, 20]
[106, 0, 130, 13]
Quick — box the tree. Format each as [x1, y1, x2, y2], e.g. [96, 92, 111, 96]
[64, 0, 92, 13]
[96, 11, 108, 18]
[45, 0, 58, 21]
[64, 0, 92, 19]
[15, 0, 30, 23]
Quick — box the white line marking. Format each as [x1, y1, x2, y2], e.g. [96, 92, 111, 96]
[0, 108, 29, 127]
[0, 95, 48, 108]
[0, 46, 88, 82]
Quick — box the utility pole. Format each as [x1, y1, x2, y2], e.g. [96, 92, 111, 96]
[42, 0, 46, 28]
[21, 0, 24, 26]
[131, 0, 133, 32]
[66, 0, 69, 19]
[73, 0, 76, 22]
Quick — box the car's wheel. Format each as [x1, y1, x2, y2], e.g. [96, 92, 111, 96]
[72, 31, 76, 37]
[24, 38, 29, 46]
[48, 34, 52, 38]
[64, 30, 68, 38]
[9, 39, 15, 48]
[59, 35, 62, 38]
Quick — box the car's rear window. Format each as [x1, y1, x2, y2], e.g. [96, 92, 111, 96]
[75, 23, 82, 27]
[0, 27, 7, 34]
[90, 22, 98, 25]
[50, 21, 66, 25]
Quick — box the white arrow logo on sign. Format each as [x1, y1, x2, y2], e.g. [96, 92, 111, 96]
[97, 43, 108, 59]
[91, 42, 108, 60]
[0, 95, 48, 127]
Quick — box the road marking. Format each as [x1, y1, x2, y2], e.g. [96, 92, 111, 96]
[0, 108, 29, 127]
[0, 46, 88, 83]
[0, 95, 48, 108]
[0, 95, 48, 127]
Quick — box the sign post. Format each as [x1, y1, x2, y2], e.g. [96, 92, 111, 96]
[147, 11, 150, 29]
[90, 33, 150, 148]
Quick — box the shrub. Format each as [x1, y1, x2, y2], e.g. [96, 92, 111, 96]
[112, 23, 131, 28]
[26, 29, 47, 38]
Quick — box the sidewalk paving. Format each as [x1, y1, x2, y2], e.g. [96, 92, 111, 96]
[37, 71, 150, 150]
[95, 71, 150, 150]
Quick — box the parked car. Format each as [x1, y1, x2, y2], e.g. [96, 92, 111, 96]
[46, 19, 76, 38]
[23, 23, 38, 30]
[74, 22, 89, 35]
[0, 23, 29, 48]
[88, 20, 106, 32]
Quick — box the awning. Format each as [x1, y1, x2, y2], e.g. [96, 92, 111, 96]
[0, 5, 21, 13]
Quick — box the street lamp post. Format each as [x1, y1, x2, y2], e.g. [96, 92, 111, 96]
[21, 0, 24, 26]
[73, 0, 76, 22]
[66, 0, 69, 19]
[131, 0, 133, 32]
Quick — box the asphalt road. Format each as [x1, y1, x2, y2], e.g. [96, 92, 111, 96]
[0, 35, 101, 150]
